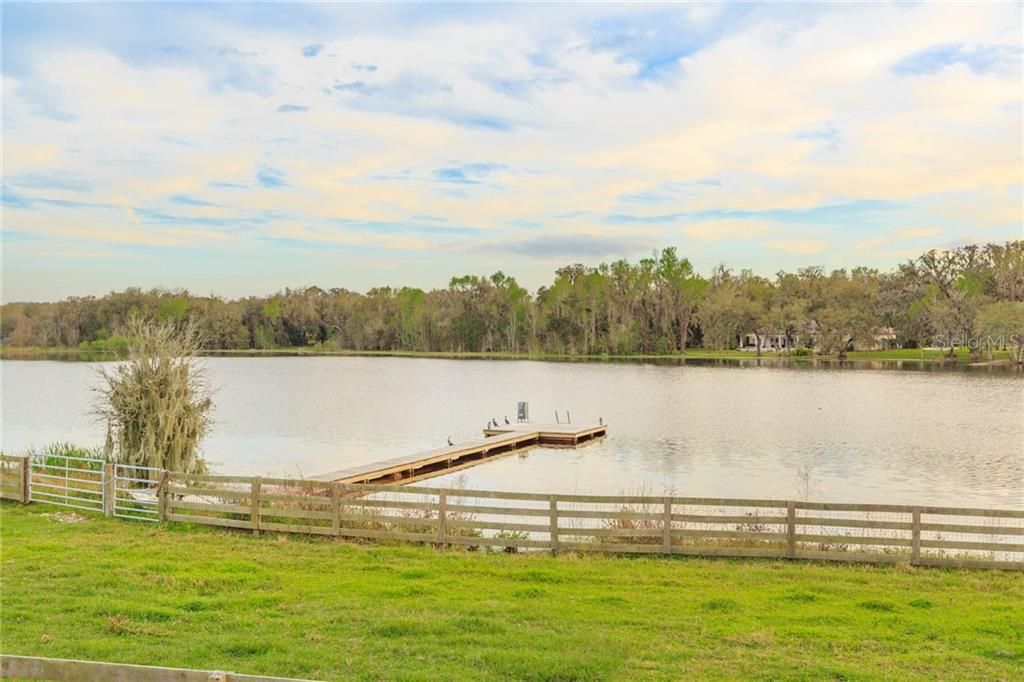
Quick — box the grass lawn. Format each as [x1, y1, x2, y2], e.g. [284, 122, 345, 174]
[1, 503, 1022, 681]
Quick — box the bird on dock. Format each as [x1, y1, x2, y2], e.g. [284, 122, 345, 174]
[504, 416, 510, 425]
[599, 417, 603, 425]
[447, 436, 454, 446]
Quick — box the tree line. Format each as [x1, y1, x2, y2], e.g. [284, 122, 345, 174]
[3, 241, 1022, 359]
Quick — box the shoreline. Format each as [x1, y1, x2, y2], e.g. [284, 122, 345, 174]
[0, 345, 1017, 368]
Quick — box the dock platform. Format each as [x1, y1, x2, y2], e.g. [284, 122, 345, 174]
[310, 422, 607, 485]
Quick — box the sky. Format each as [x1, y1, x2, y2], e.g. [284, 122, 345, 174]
[1, 2, 1022, 302]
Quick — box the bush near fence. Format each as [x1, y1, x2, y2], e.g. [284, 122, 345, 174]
[2, 454, 1022, 570]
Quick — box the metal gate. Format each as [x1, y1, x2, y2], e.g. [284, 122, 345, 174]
[28, 453, 105, 513]
[113, 464, 161, 521]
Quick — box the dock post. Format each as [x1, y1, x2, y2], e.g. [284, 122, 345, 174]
[548, 495, 559, 555]
[437, 491, 447, 549]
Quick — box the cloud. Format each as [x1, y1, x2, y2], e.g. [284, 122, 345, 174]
[682, 219, 776, 242]
[898, 228, 940, 239]
[762, 239, 828, 255]
[853, 227, 942, 251]
[266, 225, 429, 251]
[892, 43, 1022, 76]
[302, 43, 324, 58]
[487, 234, 659, 259]
[1, 1, 1021, 299]
[853, 236, 891, 252]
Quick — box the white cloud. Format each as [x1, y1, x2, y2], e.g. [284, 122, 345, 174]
[762, 239, 828, 256]
[682, 219, 777, 243]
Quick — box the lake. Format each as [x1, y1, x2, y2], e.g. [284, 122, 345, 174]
[1, 357, 1021, 508]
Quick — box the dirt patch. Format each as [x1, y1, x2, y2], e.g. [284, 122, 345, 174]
[42, 511, 88, 523]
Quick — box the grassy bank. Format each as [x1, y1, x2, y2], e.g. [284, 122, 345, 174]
[0, 344, 1013, 365]
[2, 504, 1022, 680]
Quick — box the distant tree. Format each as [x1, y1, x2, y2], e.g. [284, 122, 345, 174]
[976, 302, 1024, 364]
[810, 269, 879, 357]
[984, 242, 1024, 301]
[4, 240, 1022, 359]
[656, 247, 707, 351]
[738, 273, 775, 356]
[700, 267, 743, 350]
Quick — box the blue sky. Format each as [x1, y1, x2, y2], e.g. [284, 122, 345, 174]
[2, 2, 1021, 302]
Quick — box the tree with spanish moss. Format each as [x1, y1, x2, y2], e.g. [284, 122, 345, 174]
[94, 317, 213, 475]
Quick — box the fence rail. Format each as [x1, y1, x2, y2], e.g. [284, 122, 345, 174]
[0, 654, 318, 681]
[2, 454, 1022, 569]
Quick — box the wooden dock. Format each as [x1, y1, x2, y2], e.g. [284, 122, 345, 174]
[310, 422, 607, 485]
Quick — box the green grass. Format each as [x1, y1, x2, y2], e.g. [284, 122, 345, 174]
[2, 504, 1022, 680]
[0, 345, 1012, 365]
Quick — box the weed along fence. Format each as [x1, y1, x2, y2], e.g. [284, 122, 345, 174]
[3, 453, 1023, 570]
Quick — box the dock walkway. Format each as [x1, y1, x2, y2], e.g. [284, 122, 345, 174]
[310, 422, 607, 485]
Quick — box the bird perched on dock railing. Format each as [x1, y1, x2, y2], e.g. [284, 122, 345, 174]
[447, 436, 454, 446]
[504, 416, 510, 425]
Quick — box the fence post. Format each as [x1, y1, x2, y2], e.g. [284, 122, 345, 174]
[103, 462, 115, 517]
[786, 501, 796, 559]
[250, 477, 261, 535]
[662, 497, 672, 555]
[158, 471, 169, 522]
[548, 495, 559, 555]
[19, 456, 30, 504]
[911, 507, 921, 565]
[436, 491, 447, 549]
[331, 483, 341, 536]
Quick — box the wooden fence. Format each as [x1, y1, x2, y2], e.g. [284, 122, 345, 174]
[0, 654, 318, 681]
[3, 454, 1023, 569]
[1, 454, 29, 502]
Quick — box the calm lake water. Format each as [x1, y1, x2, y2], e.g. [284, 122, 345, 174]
[2, 357, 1022, 508]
